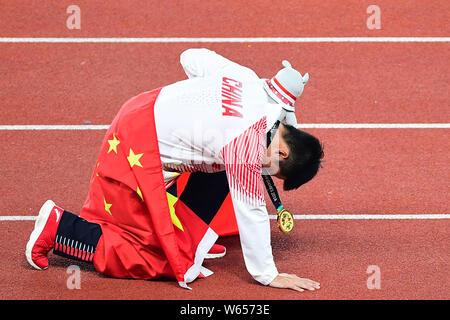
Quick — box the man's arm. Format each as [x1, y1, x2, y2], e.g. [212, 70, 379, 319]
[221, 117, 321, 292]
[220, 117, 278, 285]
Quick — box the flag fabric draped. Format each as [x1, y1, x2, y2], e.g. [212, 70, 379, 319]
[174, 172, 239, 237]
[79, 88, 217, 288]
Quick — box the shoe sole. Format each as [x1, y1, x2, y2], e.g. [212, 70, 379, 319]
[25, 200, 55, 270]
[205, 248, 226, 259]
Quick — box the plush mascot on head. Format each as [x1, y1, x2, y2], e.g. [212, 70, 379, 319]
[263, 60, 309, 127]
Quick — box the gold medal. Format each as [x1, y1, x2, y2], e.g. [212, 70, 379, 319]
[277, 208, 294, 233]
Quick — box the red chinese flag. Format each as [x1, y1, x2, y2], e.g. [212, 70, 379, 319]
[80, 89, 217, 288]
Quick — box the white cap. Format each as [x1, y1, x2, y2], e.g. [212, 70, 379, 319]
[263, 60, 309, 111]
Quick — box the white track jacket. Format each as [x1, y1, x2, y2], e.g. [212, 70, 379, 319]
[154, 48, 285, 285]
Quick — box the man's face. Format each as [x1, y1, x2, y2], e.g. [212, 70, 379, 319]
[263, 124, 289, 179]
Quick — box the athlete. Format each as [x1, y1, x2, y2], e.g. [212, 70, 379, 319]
[26, 48, 323, 292]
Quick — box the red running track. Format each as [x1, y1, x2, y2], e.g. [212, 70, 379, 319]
[1, 219, 448, 300]
[1, 43, 449, 125]
[0, 0, 448, 37]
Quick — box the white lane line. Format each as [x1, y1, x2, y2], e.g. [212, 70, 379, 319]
[0, 124, 449, 131]
[0, 37, 449, 43]
[0, 125, 110, 130]
[270, 214, 450, 220]
[2, 214, 449, 221]
[0, 216, 37, 221]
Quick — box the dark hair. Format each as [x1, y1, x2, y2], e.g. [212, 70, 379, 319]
[279, 124, 324, 191]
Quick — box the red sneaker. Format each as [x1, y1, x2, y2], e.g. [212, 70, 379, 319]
[25, 200, 63, 270]
[205, 243, 226, 259]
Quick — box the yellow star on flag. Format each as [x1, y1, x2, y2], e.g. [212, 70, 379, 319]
[166, 192, 184, 232]
[107, 134, 120, 154]
[136, 186, 144, 201]
[104, 197, 112, 215]
[127, 148, 144, 168]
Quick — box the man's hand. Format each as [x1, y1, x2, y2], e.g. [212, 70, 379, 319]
[269, 273, 320, 292]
